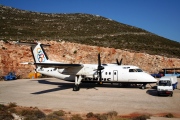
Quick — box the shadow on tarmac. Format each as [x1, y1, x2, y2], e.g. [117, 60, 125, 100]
[146, 89, 172, 97]
[31, 79, 143, 94]
[146, 89, 159, 97]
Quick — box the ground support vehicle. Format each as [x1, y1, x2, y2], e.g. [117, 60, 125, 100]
[157, 76, 178, 97]
[4, 72, 17, 81]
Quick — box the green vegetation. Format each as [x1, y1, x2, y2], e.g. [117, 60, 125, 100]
[18, 108, 46, 120]
[7, 102, 17, 108]
[86, 112, 94, 118]
[73, 50, 77, 54]
[86, 111, 119, 120]
[0, 104, 14, 120]
[71, 114, 83, 120]
[132, 114, 151, 120]
[0, 5, 180, 58]
[1, 103, 178, 120]
[164, 113, 174, 118]
[45, 110, 65, 120]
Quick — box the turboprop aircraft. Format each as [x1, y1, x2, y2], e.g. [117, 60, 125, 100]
[17, 42, 157, 91]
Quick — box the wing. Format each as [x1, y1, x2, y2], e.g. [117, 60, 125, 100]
[34, 63, 84, 69]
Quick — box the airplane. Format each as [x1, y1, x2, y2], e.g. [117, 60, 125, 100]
[17, 42, 157, 91]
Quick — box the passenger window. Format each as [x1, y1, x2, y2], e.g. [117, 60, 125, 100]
[105, 72, 107, 75]
[114, 72, 116, 75]
[129, 69, 137, 72]
[136, 69, 143, 72]
[109, 72, 111, 75]
[129, 69, 133, 72]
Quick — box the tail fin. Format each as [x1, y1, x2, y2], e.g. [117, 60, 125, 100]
[17, 42, 51, 63]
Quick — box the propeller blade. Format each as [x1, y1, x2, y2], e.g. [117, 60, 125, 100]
[116, 58, 123, 65]
[98, 53, 101, 66]
[99, 70, 102, 83]
[116, 59, 120, 65]
[97, 53, 104, 83]
[119, 58, 123, 65]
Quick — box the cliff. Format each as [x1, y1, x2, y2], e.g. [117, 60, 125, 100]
[0, 40, 180, 78]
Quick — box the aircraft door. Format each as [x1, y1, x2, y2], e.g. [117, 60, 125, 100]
[113, 70, 118, 81]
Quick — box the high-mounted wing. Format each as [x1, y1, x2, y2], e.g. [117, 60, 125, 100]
[34, 63, 84, 69]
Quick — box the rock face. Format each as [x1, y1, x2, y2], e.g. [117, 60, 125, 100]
[0, 40, 180, 78]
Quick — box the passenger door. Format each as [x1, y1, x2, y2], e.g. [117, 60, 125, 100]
[113, 70, 118, 81]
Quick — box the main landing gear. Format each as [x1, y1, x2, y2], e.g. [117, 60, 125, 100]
[73, 85, 80, 91]
[73, 75, 82, 91]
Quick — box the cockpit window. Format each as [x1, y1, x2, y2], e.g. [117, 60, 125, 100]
[129, 69, 143, 72]
[136, 69, 143, 72]
[123, 67, 130, 69]
[129, 69, 135, 72]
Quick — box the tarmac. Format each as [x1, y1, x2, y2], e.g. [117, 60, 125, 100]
[0, 78, 180, 116]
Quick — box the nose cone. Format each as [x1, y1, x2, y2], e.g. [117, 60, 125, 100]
[145, 73, 158, 83]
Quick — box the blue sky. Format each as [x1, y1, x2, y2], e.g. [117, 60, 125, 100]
[1, 0, 180, 42]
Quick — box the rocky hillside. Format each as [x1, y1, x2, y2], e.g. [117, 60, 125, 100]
[0, 5, 180, 58]
[0, 40, 180, 78]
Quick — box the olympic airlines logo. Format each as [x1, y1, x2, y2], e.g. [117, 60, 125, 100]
[82, 77, 111, 81]
[37, 48, 46, 62]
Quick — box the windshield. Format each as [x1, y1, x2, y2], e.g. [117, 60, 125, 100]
[159, 80, 171, 86]
[129, 69, 143, 72]
[136, 69, 143, 72]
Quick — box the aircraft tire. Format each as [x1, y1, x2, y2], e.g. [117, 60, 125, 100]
[141, 84, 146, 90]
[73, 85, 80, 91]
[157, 92, 160, 96]
[141, 86, 145, 90]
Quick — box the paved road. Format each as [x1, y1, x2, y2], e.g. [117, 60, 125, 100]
[0, 78, 180, 115]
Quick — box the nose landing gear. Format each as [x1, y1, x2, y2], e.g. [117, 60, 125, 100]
[141, 84, 147, 89]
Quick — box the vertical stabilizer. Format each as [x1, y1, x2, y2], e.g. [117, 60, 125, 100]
[17, 42, 54, 63]
[31, 43, 49, 63]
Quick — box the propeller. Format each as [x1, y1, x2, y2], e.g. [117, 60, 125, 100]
[116, 58, 123, 65]
[97, 53, 104, 84]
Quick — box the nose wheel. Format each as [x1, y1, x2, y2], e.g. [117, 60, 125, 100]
[141, 84, 147, 89]
[73, 85, 80, 91]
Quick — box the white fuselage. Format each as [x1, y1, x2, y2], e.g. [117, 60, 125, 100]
[17, 42, 157, 91]
[36, 64, 157, 84]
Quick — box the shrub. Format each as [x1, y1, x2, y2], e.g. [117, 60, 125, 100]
[71, 114, 83, 120]
[165, 113, 174, 118]
[107, 111, 118, 117]
[133, 114, 150, 120]
[19, 108, 46, 119]
[0, 111, 13, 120]
[52, 110, 65, 116]
[73, 50, 77, 54]
[8, 107, 17, 113]
[0, 104, 14, 120]
[0, 104, 6, 111]
[98, 114, 108, 120]
[86, 112, 94, 118]
[94, 113, 108, 120]
[8, 102, 17, 108]
[45, 114, 64, 120]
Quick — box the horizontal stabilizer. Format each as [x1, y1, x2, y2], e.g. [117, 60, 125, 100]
[16, 42, 50, 47]
[20, 62, 34, 65]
